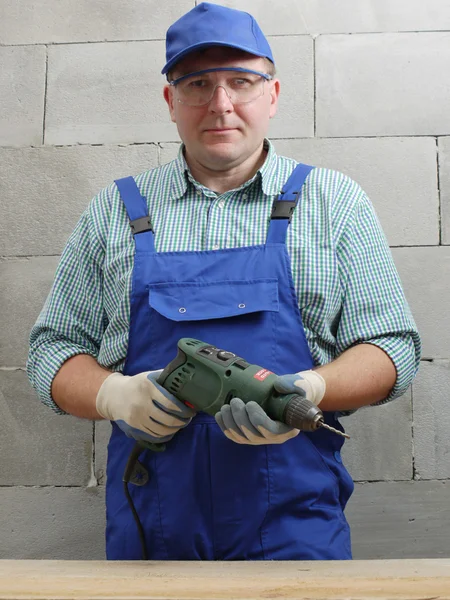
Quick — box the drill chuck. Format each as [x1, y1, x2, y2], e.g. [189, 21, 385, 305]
[284, 396, 350, 438]
[284, 395, 323, 431]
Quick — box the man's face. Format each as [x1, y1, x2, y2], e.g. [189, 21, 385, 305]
[163, 47, 280, 172]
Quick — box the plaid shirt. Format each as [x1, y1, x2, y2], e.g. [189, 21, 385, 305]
[27, 140, 421, 413]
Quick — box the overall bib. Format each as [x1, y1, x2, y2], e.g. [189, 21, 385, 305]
[106, 164, 354, 560]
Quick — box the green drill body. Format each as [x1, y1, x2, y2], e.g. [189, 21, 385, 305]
[158, 338, 291, 421]
[146, 338, 348, 453]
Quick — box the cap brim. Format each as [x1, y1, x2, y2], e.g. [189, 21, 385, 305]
[162, 41, 271, 75]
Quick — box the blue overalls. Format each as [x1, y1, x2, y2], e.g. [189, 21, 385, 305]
[106, 163, 354, 560]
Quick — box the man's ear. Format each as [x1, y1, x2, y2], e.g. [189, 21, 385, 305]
[269, 79, 280, 120]
[163, 85, 176, 123]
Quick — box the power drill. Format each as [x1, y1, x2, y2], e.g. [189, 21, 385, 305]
[155, 338, 348, 443]
[123, 338, 349, 559]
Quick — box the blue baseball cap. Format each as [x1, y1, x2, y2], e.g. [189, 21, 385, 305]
[162, 2, 274, 75]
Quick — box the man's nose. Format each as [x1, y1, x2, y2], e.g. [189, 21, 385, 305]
[207, 85, 234, 113]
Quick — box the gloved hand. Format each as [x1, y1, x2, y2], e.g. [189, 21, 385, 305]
[273, 369, 326, 406]
[215, 398, 299, 445]
[214, 369, 326, 445]
[96, 370, 195, 444]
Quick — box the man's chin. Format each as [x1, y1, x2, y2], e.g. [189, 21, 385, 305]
[206, 154, 245, 171]
[201, 142, 243, 165]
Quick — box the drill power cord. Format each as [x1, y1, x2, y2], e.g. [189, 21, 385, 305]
[123, 442, 148, 560]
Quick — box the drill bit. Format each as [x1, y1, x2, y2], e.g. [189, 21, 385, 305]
[318, 421, 350, 439]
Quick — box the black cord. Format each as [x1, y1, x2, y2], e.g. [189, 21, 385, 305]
[123, 442, 148, 560]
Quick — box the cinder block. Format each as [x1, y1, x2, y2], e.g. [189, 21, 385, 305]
[0, 144, 158, 256]
[268, 36, 313, 139]
[341, 392, 412, 482]
[95, 420, 112, 485]
[0, 257, 59, 367]
[0, 486, 105, 559]
[4, 1, 450, 45]
[0, 0, 193, 45]
[45, 37, 312, 145]
[0, 46, 46, 147]
[392, 247, 450, 359]
[207, 0, 450, 34]
[206, 0, 310, 35]
[439, 137, 450, 244]
[274, 137, 439, 247]
[160, 143, 181, 165]
[0, 370, 93, 486]
[347, 481, 450, 559]
[412, 361, 450, 480]
[305, 0, 450, 33]
[45, 42, 178, 145]
[316, 33, 450, 137]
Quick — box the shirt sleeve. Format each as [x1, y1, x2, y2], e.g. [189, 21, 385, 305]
[26, 188, 110, 413]
[335, 187, 421, 403]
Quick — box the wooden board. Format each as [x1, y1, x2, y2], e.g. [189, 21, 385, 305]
[1, 559, 449, 600]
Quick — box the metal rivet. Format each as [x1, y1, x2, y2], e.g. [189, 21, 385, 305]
[238, 303, 246, 309]
[179, 307, 186, 314]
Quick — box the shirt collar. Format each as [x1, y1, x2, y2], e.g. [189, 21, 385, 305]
[169, 139, 281, 200]
[258, 139, 282, 196]
[170, 147, 190, 200]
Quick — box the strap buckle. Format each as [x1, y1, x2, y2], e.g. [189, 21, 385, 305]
[270, 195, 299, 222]
[130, 216, 153, 235]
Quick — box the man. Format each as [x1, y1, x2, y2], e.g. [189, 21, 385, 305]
[27, 2, 421, 561]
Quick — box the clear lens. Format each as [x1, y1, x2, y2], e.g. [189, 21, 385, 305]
[174, 70, 266, 107]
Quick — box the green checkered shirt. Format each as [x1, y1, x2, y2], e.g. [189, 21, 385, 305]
[27, 141, 421, 413]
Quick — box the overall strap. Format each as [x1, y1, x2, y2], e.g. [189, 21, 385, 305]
[114, 176, 155, 252]
[266, 163, 315, 244]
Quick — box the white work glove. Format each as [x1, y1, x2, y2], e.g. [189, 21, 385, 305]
[214, 370, 326, 446]
[96, 370, 196, 444]
[273, 370, 326, 406]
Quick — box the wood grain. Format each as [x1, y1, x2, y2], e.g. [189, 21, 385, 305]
[0, 559, 449, 600]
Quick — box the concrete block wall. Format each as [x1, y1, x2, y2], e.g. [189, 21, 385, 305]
[1, 0, 449, 560]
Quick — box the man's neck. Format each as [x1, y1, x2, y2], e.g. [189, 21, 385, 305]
[184, 145, 267, 195]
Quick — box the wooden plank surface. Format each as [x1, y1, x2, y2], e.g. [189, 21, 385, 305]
[0, 559, 449, 600]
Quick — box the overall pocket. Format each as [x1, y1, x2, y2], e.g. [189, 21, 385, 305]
[260, 432, 353, 560]
[147, 278, 280, 368]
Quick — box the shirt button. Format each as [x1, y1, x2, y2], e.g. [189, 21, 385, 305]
[218, 200, 225, 209]
[196, 190, 202, 197]
[242, 193, 248, 200]
[213, 244, 220, 250]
